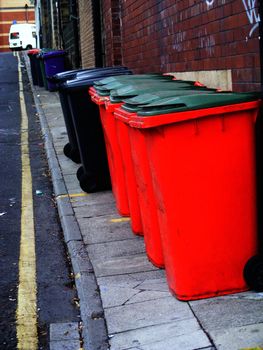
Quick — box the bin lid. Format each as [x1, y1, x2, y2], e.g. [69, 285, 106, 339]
[27, 49, 40, 55]
[42, 50, 67, 59]
[52, 67, 131, 84]
[60, 71, 134, 91]
[135, 92, 261, 116]
[56, 68, 93, 78]
[36, 48, 53, 59]
[41, 48, 53, 51]
[61, 78, 96, 91]
[77, 66, 130, 78]
[76, 68, 132, 80]
[108, 82, 213, 102]
[121, 89, 219, 111]
[93, 74, 171, 86]
[95, 79, 195, 97]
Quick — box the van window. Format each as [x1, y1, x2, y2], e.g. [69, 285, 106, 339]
[10, 32, 19, 39]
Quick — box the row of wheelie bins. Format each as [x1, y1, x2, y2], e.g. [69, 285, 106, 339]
[26, 54, 263, 300]
[88, 74, 263, 301]
[27, 48, 67, 91]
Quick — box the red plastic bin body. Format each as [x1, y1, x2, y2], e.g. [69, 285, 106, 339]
[129, 100, 260, 300]
[113, 104, 143, 235]
[115, 108, 165, 267]
[90, 91, 130, 216]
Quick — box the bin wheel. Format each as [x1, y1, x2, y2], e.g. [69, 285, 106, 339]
[69, 149, 81, 164]
[243, 255, 263, 292]
[76, 166, 84, 181]
[63, 143, 81, 163]
[63, 143, 72, 158]
[79, 175, 97, 193]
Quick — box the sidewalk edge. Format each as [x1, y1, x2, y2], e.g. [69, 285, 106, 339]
[22, 52, 109, 350]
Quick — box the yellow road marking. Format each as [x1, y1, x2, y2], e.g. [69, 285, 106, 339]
[56, 193, 89, 200]
[16, 53, 38, 349]
[110, 217, 131, 223]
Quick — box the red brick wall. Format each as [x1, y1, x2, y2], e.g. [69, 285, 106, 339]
[101, 0, 122, 66]
[101, 0, 260, 91]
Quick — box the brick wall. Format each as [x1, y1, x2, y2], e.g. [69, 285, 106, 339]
[78, 0, 95, 67]
[101, 0, 122, 66]
[78, 0, 103, 67]
[101, 0, 260, 91]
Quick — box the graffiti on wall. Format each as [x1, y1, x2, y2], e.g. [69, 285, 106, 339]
[242, 0, 260, 36]
[205, 0, 260, 37]
[205, 0, 215, 5]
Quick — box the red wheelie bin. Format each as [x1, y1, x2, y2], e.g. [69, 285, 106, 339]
[126, 93, 261, 300]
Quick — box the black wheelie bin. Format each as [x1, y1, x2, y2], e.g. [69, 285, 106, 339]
[55, 67, 132, 164]
[27, 49, 41, 85]
[59, 68, 133, 192]
[50, 68, 99, 163]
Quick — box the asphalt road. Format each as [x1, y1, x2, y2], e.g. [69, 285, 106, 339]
[0, 52, 80, 349]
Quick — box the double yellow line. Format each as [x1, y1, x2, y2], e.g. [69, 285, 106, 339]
[16, 53, 38, 349]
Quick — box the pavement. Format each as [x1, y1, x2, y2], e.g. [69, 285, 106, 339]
[23, 52, 263, 350]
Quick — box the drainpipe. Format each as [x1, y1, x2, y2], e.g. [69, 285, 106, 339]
[259, 1, 263, 93]
[50, 0, 55, 47]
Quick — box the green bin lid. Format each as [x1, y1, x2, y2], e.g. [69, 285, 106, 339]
[108, 83, 214, 103]
[121, 89, 219, 112]
[93, 74, 172, 86]
[95, 78, 176, 96]
[135, 93, 260, 116]
[110, 81, 210, 97]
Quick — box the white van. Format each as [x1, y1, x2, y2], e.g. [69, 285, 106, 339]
[9, 23, 37, 51]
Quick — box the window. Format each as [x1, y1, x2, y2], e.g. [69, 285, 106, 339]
[11, 32, 19, 39]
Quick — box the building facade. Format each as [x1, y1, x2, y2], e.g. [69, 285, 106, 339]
[0, 0, 35, 52]
[100, 0, 261, 91]
[34, 0, 261, 91]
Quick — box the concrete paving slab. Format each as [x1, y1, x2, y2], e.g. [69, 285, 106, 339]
[63, 174, 83, 193]
[220, 291, 263, 301]
[56, 147, 68, 155]
[88, 238, 146, 258]
[53, 145, 68, 154]
[100, 285, 140, 308]
[210, 323, 263, 350]
[100, 286, 170, 308]
[105, 297, 195, 334]
[98, 273, 169, 308]
[70, 195, 93, 207]
[125, 290, 170, 304]
[73, 201, 117, 218]
[58, 161, 79, 176]
[71, 190, 115, 206]
[133, 277, 169, 293]
[97, 270, 166, 289]
[125, 331, 211, 350]
[110, 321, 211, 350]
[190, 296, 263, 331]
[91, 253, 157, 277]
[79, 214, 135, 244]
